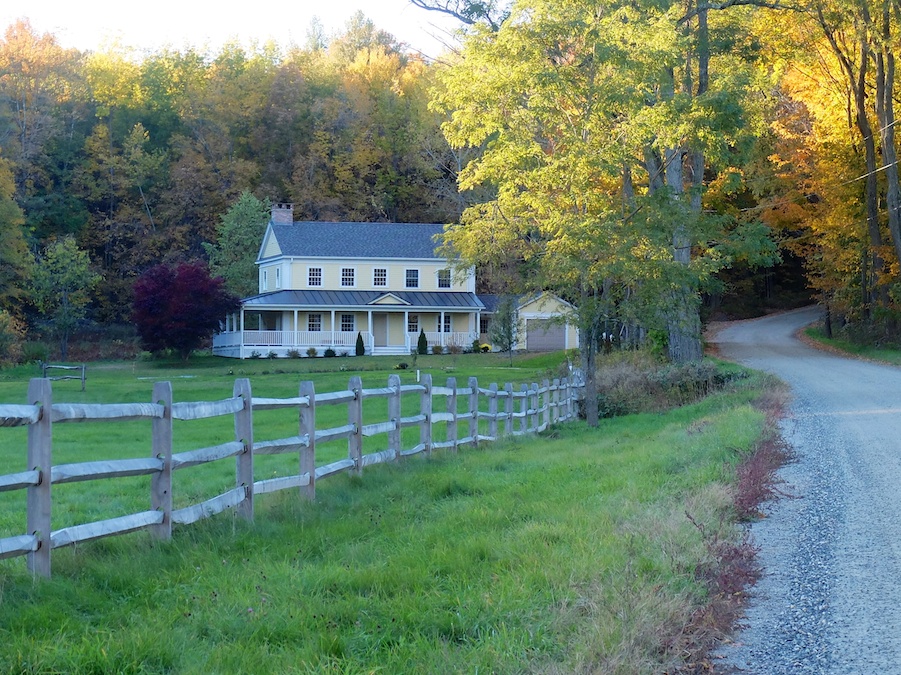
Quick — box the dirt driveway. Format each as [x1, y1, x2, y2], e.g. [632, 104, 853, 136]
[711, 306, 901, 674]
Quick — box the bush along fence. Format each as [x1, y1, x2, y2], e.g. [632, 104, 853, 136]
[0, 372, 583, 578]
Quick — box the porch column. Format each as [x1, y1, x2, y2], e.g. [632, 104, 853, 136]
[404, 310, 409, 352]
[330, 309, 336, 345]
[367, 310, 373, 354]
[239, 308, 245, 360]
[440, 311, 446, 347]
[293, 310, 298, 348]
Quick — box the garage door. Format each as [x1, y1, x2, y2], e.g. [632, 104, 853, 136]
[526, 319, 566, 351]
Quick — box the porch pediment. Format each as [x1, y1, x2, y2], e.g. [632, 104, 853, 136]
[369, 293, 411, 306]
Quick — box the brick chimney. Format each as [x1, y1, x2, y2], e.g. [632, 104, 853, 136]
[271, 202, 294, 225]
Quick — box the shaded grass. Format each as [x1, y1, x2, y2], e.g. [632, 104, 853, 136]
[802, 325, 901, 365]
[0, 369, 772, 674]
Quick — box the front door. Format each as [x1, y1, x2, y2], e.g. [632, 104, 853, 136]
[373, 314, 388, 347]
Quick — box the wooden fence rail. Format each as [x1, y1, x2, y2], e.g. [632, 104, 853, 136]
[0, 371, 583, 578]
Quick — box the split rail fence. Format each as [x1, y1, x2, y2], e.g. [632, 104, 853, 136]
[0, 372, 582, 578]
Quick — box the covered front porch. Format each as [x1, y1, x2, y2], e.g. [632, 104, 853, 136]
[213, 297, 481, 359]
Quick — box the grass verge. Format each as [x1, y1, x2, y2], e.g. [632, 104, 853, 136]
[801, 325, 901, 365]
[0, 365, 781, 674]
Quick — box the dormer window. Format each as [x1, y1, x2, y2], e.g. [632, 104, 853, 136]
[405, 269, 419, 288]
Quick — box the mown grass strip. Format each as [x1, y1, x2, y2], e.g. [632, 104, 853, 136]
[0, 372, 769, 674]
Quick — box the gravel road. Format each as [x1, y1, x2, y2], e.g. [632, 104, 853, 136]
[712, 306, 901, 674]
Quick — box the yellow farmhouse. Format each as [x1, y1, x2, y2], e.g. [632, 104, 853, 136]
[212, 204, 579, 359]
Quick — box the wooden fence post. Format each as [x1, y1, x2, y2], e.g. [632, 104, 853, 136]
[300, 381, 316, 501]
[446, 377, 458, 452]
[348, 376, 363, 474]
[420, 373, 432, 456]
[468, 376, 479, 447]
[151, 381, 173, 540]
[388, 375, 401, 461]
[234, 378, 253, 521]
[27, 378, 52, 578]
[519, 384, 528, 434]
[530, 383, 539, 432]
[552, 378, 560, 425]
[504, 383, 514, 436]
[562, 377, 571, 420]
[488, 383, 498, 439]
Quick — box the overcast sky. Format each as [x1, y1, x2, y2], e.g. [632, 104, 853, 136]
[0, 1, 463, 58]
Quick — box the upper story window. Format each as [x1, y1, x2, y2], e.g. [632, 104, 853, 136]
[438, 269, 451, 289]
[373, 268, 387, 287]
[262, 270, 268, 291]
[407, 314, 419, 333]
[341, 268, 355, 287]
[405, 269, 419, 289]
[341, 314, 355, 332]
[308, 313, 322, 332]
[275, 268, 281, 289]
[308, 267, 322, 287]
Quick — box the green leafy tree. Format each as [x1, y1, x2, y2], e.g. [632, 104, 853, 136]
[30, 236, 100, 360]
[488, 295, 519, 365]
[204, 191, 270, 298]
[434, 0, 776, 424]
[0, 157, 30, 312]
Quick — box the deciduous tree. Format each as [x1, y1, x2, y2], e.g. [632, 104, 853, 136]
[30, 236, 100, 360]
[132, 261, 240, 360]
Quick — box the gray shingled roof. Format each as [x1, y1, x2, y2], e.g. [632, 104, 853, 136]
[265, 222, 447, 260]
[242, 289, 484, 310]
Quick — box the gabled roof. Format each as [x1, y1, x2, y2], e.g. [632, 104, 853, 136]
[477, 292, 574, 314]
[241, 289, 484, 311]
[259, 222, 448, 261]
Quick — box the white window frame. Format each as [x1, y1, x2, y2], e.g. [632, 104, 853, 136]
[437, 269, 451, 289]
[308, 267, 322, 287]
[341, 314, 355, 332]
[275, 267, 281, 289]
[373, 267, 387, 287]
[341, 267, 356, 288]
[262, 270, 268, 291]
[407, 314, 419, 333]
[405, 269, 419, 289]
[442, 314, 452, 333]
[308, 313, 322, 332]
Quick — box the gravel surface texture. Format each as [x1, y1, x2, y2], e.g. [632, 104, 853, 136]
[712, 306, 901, 674]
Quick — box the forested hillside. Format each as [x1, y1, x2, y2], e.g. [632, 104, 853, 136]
[0, 14, 466, 339]
[7, 0, 901, 362]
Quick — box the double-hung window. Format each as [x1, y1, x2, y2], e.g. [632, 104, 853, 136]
[308, 267, 322, 287]
[405, 269, 419, 288]
[341, 314, 355, 332]
[341, 268, 355, 287]
[437, 269, 451, 288]
[407, 314, 419, 333]
[373, 268, 387, 287]
[308, 313, 322, 332]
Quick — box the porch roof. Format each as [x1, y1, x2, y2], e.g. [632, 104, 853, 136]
[240, 290, 484, 311]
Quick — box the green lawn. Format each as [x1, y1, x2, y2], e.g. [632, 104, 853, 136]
[0, 352, 770, 673]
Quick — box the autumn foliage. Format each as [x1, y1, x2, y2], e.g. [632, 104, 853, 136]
[132, 262, 240, 360]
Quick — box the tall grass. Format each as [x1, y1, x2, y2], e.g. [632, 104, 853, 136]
[0, 362, 770, 674]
